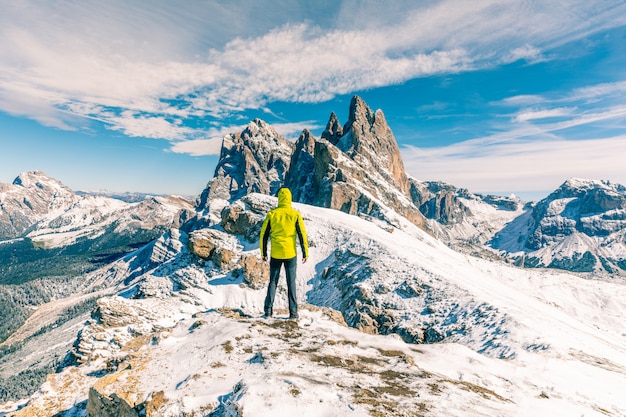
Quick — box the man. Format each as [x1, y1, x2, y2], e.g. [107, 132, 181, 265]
[260, 187, 308, 319]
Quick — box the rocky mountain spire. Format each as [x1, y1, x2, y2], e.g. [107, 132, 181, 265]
[302, 96, 427, 231]
[196, 97, 429, 232]
[339, 96, 409, 194]
[197, 119, 294, 209]
[284, 129, 316, 204]
[321, 112, 343, 145]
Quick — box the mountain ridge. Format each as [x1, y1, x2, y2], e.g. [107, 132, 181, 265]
[4, 192, 626, 416]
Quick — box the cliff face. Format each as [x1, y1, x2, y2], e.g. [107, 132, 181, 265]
[197, 119, 294, 209]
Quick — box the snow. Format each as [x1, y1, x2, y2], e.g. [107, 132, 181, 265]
[3, 193, 626, 416]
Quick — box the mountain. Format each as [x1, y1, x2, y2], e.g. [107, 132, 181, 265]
[199, 96, 430, 232]
[3, 98, 626, 415]
[490, 178, 626, 274]
[0, 171, 76, 240]
[411, 180, 526, 253]
[0, 172, 195, 359]
[3, 193, 626, 416]
[196, 96, 525, 253]
[197, 119, 295, 208]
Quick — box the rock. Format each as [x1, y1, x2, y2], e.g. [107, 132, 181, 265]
[93, 297, 151, 328]
[284, 129, 317, 204]
[321, 111, 343, 145]
[86, 363, 146, 417]
[136, 275, 173, 299]
[212, 247, 236, 269]
[188, 229, 242, 266]
[220, 201, 264, 241]
[197, 119, 294, 207]
[187, 230, 218, 259]
[238, 254, 269, 289]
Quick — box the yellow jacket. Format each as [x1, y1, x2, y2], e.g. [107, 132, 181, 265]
[260, 188, 309, 260]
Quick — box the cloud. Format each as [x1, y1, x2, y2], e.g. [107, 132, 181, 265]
[1, 0, 625, 147]
[402, 134, 626, 195]
[170, 138, 224, 157]
[402, 100, 626, 194]
[504, 45, 544, 63]
[514, 107, 576, 122]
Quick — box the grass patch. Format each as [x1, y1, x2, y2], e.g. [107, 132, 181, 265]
[222, 340, 233, 354]
[449, 379, 510, 402]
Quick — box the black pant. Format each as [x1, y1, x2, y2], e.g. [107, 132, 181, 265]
[264, 257, 297, 317]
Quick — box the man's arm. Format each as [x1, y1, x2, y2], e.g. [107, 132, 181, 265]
[260, 216, 271, 261]
[295, 214, 308, 262]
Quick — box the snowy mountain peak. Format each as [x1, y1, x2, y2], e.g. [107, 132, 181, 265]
[197, 117, 295, 206]
[11, 170, 74, 196]
[245, 118, 280, 138]
[557, 177, 626, 197]
[0, 171, 77, 239]
[490, 177, 626, 274]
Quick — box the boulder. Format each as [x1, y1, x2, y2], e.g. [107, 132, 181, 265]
[238, 254, 269, 289]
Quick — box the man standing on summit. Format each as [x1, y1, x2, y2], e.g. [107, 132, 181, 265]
[260, 187, 309, 320]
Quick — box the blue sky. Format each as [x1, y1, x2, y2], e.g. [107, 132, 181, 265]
[1, 1, 625, 201]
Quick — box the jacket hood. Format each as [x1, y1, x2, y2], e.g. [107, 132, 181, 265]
[277, 187, 292, 208]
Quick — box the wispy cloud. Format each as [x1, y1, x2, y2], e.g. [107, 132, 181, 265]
[403, 134, 626, 196]
[403, 97, 626, 195]
[514, 107, 576, 122]
[1, 0, 625, 155]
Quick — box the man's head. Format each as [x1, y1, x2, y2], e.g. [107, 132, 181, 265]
[277, 187, 292, 208]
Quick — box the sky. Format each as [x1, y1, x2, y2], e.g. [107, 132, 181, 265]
[1, 0, 625, 201]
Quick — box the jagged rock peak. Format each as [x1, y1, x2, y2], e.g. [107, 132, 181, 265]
[284, 129, 317, 204]
[197, 118, 295, 206]
[295, 128, 316, 152]
[321, 112, 343, 145]
[244, 118, 279, 136]
[343, 95, 376, 135]
[337, 96, 408, 192]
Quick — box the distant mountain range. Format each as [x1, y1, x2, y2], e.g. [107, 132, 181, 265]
[2, 97, 626, 415]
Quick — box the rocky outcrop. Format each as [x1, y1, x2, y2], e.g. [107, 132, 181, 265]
[219, 199, 266, 241]
[410, 180, 473, 225]
[237, 254, 269, 289]
[284, 129, 316, 204]
[188, 228, 242, 269]
[197, 119, 294, 208]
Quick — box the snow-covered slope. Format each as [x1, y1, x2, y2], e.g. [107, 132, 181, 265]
[4, 193, 626, 416]
[26, 194, 193, 249]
